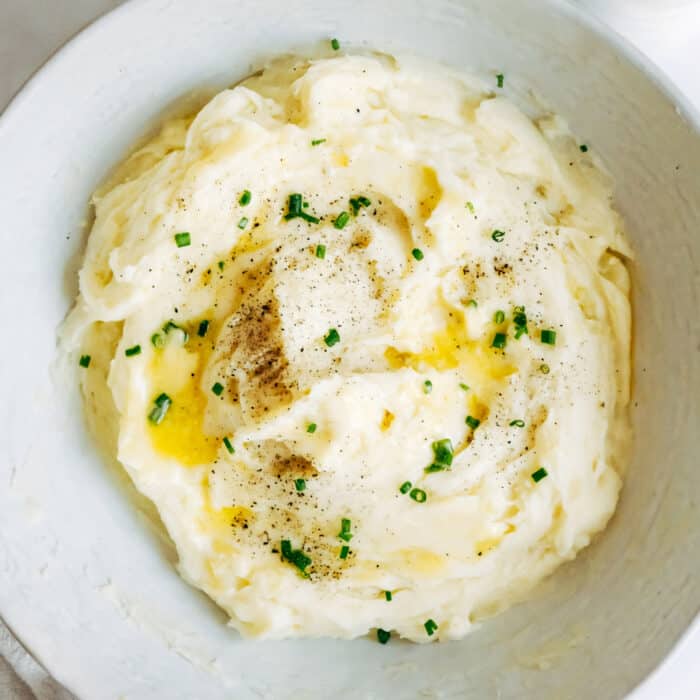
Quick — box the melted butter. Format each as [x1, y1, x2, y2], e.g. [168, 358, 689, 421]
[398, 548, 447, 576]
[147, 327, 221, 466]
[385, 318, 516, 382]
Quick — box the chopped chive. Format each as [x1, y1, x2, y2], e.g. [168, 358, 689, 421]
[218, 260, 225, 271]
[377, 628, 391, 644]
[411, 248, 425, 261]
[540, 329, 557, 345]
[513, 306, 528, 339]
[510, 419, 525, 427]
[465, 298, 478, 308]
[223, 437, 235, 454]
[79, 354, 91, 368]
[531, 467, 548, 483]
[331, 38, 340, 51]
[334, 211, 350, 229]
[284, 193, 320, 224]
[295, 478, 306, 492]
[338, 518, 353, 542]
[493, 310, 505, 324]
[280, 539, 312, 575]
[324, 328, 340, 347]
[307, 422, 317, 434]
[399, 481, 412, 494]
[466, 201, 475, 214]
[148, 393, 172, 425]
[423, 379, 433, 394]
[459, 382, 470, 392]
[496, 73, 505, 89]
[425, 464, 448, 473]
[315, 244, 326, 259]
[540, 363, 550, 375]
[410, 488, 427, 503]
[197, 320, 210, 337]
[151, 333, 164, 348]
[491, 229, 506, 243]
[349, 196, 371, 215]
[384, 590, 392, 602]
[212, 382, 224, 396]
[466, 415, 480, 430]
[239, 189, 252, 206]
[162, 321, 189, 343]
[339, 545, 350, 559]
[424, 619, 438, 636]
[125, 345, 141, 357]
[311, 138, 326, 146]
[238, 216, 249, 229]
[174, 232, 191, 247]
[491, 332, 507, 349]
[432, 438, 454, 467]
[580, 144, 589, 153]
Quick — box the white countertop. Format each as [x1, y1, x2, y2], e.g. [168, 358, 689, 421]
[1, 1, 699, 698]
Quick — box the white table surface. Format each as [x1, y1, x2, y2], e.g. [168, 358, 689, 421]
[1, 1, 699, 698]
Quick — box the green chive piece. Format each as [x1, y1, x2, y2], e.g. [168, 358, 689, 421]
[580, 144, 589, 153]
[497, 73, 505, 88]
[223, 437, 235, 454]
[493, 310, 505, 324]
[491, 332, 507, 349]
[540, 363, 551, 375]
[238, 216, 249, 229]
[423, 379, 433, 394]
[151, 333, 164, 348]
[424, 619, 439, 636]
[280, 539, 312, 575]
[338, 518, 353, 542]
[425, 464, 448, 474]
[334, 211, 350, 229]
[377, 628, 391, 644]
[459, 382, 470, 392]
[307, 422, 317, 434]
[324, 328, 340, 347]
[339, 545, 350, 559]
[410, 488, 427, 503]
[311, 138, 326, 146]
[531, 467, 548, 483]
[466, 201, 475, 214]
[513, 306, 528, 339]
[174, 232, 191, 247]
[465, 299, 478, 308]
[79, 354, 91, 368]
[239, 189, 252, 206]
[285, 193, 320, 224]
[218, 260, 225, 271]
[399, 481, 412, 494]
[162, 321, 189, 343]
[349, 196, 371, 215]
[315, 244, 326, 259]
[331, 38, 340, 51]
[212, 382, 224, 396]
[125, 345, 141, 357]
[510, 419, 525, 428]
[432, 438, 454, 466]
[148, 393, 172, 425]
[295, 478, 306, 492]
[197, 320, 210, 337]
[491, 229, 506, 242]
[384, 590, 392, 602]
[466, 415, 480, 430]
[540, 329, 557, 345]
[411, 248, 424, 261]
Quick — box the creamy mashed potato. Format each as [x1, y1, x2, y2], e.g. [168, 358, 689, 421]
[63, 51, 632, 643]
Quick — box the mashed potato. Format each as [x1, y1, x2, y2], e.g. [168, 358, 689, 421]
[62, 51, 632, 643]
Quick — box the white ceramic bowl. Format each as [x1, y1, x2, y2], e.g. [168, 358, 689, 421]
[1, 1, 699, 698]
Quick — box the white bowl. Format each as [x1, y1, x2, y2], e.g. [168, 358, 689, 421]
[1, 1, 699, 698]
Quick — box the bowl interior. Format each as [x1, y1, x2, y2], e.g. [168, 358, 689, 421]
[1, 0, 699, 698]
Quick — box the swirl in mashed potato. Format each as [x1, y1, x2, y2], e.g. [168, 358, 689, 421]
[63, 51, 632, 642]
